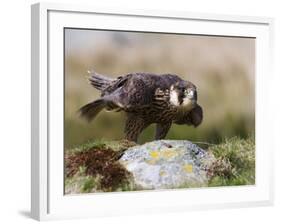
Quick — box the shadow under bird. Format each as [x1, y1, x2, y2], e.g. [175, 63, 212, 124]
[79, 71, 203, 142]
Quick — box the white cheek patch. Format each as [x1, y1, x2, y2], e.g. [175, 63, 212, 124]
[182, 97, 194, 110]
[169, 90, 180, 106]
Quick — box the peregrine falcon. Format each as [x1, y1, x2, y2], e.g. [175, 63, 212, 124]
[79, 71, 203, 142]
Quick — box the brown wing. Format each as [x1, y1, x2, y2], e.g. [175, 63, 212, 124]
[189, 104, 203, 127]
[175, 104, 203, 127]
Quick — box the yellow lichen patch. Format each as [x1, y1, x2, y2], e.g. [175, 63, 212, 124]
[183, 164, 193, 173]
[150, 151, 160, 159]
[159, 170, 167, 176]
[162, 149, 177, 159]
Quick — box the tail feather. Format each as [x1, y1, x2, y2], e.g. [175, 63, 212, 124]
[79, 99, 106, 122]
[88, 71, 114, 91]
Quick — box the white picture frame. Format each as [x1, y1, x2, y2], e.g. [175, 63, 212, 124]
[31, 2, 274, 221]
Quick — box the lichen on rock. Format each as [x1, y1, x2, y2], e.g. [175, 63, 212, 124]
[119, 140, 216, 190]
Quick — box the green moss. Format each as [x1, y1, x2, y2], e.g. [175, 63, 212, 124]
[81, 176, 99, 193]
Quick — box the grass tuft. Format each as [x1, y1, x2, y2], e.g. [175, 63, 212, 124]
[208, 136, 255, 186]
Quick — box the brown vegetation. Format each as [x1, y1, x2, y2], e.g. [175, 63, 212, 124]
[65, 146, 132, 191]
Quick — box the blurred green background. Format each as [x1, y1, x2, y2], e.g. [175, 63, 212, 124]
[64, 28, 255, 148]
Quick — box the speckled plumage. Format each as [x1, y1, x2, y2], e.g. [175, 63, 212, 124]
[79, 71, 203, 142]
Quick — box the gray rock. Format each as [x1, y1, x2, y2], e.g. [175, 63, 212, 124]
[119, 140, 216, 190]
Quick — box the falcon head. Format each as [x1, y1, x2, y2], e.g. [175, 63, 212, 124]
[169, 81, 197, 109]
